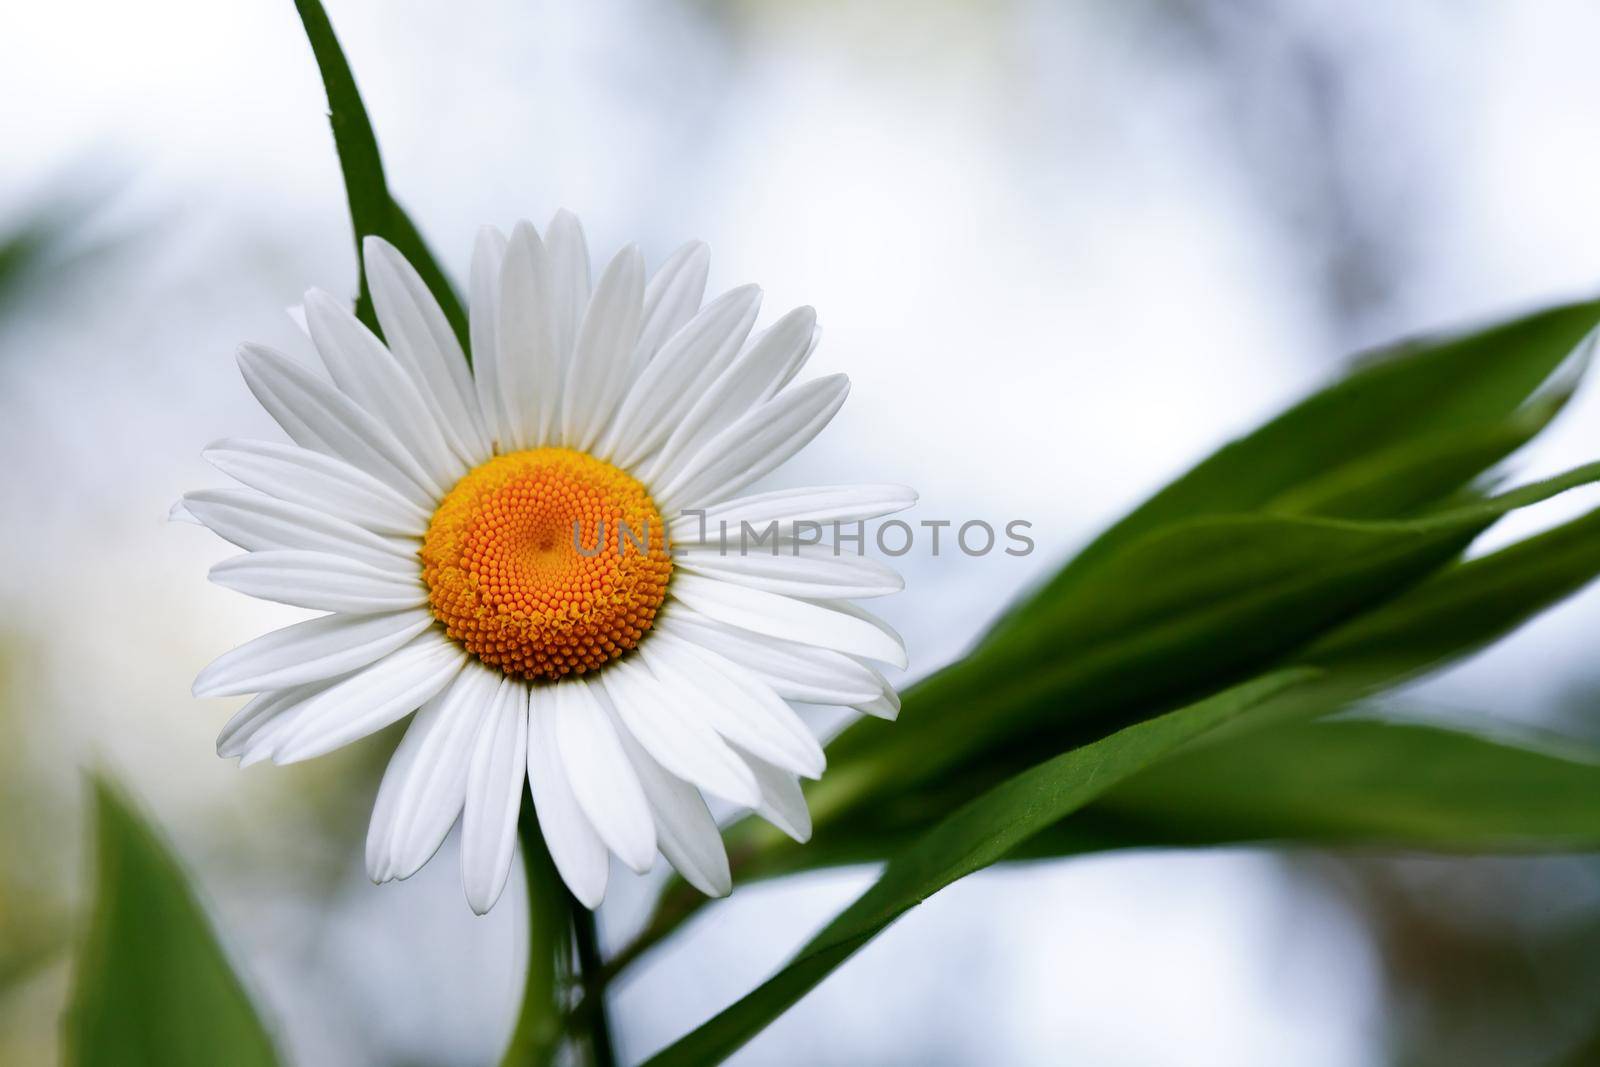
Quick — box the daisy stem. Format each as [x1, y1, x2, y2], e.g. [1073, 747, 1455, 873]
[501, 801, 570, 1067]
[570, 901, 619, 1067]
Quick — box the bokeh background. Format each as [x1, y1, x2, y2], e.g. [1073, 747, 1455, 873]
[6, 1, 1600, 1064]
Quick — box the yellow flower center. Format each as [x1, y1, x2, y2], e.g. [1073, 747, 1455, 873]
[421, 448, 672, 681]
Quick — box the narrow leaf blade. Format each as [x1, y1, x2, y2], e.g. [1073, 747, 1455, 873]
[644, 669, 1316, 1066]
[1069, 718, 1600, 853]
[293, 0, 468, 350]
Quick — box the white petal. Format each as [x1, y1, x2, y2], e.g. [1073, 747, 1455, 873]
[497, 221, 560, 448]
[599, 656, 760, 807]
[609, 708, 730, 897]
[674, 543, 903, 600]
[366, 663, 499, 882]
[644, 306, 816, 488]
[268, 631, 465, 765]
[527, 685, 610, 908]
[667, 484, 918, 544]
[639, 632, 824, 779]
[561, 244, 644, 451]
[635, 241, 709, 369]
[601, 285, 762, 469]
[657, 374, 850, 512]
[735, 745, 812, 843]
[461, 676, 529, 914]
[210, 550, 427, 614]
[168, 499, 200, 525]
[216, 679, 337, 760]
[552, 678, 656, 873]
[668, 572, 907, 668]
[364, 235, 492, 463]
[763, 318, 821, 402]
[809, 598, 908, 663]
[852, 690, 901, 721]
[204, 438, 431, 537]
[194, 609, 436, 698]
[183, 488, 418, 572]
[544, 209, 592, 370]
[303, 288, 466, 488]
[237, 343, 441, 508]
[470, 225, 510, 450]
[659, 609, 885, 704]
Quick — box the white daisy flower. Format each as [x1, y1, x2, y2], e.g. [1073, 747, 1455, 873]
[186, 212, 914, 914]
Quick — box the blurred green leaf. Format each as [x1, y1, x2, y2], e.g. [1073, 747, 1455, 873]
[293, 0, 468, 351]
[0, 183, 125, 329]
[816, 463, 1600, 826]
[64, 776, 278, 1067]
[644, 669, 1316, 1067]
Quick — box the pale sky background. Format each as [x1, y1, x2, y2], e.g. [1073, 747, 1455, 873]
[4, 1, 1600, 1064]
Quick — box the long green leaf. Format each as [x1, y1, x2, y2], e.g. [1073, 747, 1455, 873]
[815, 463, 1600, 825]
[1002, 299, 1599, 622]
[1267, 390, 1571, 519]
[643, 669, 1316, 1066]
[1045, 718, 1600, 854]
[64, 777, 278, 1067]
[1306, 504, 1600, 684]
[293, 0, 468, 350]
[755, 715, 1600, 877]
[737, 498, 1600, 881]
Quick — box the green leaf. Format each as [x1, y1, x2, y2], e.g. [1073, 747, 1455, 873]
[1046, 717, 1600, 854]
[775, 717, 1600, 874]
[815, 463, 1600, 826]
[1305, 501, 1600, 685]
[1004, 299, 1599, 620]
[816, 301, 1599, 839]
[293, 0, 468, 351]
[64, 776, 278, 1067]
[643, 669, 1316, 1067]
[620, 472, 1600, 964]
[1265, 389, 1572, 519]
[748, 497, 1600, 880]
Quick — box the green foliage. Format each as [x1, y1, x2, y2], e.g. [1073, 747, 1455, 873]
[292, 0, 468, 350]
[1003, 299, 1598, 610]
[1056, 717, 1600, 854]
[719, 489, 1600, 883]
[644, 671, 1316, 1066]
[64, 777, 278, 1067]
[246, 8, 1600, 1064]
[814, 462, 1600, 830]
[808, 297, 1599, 827]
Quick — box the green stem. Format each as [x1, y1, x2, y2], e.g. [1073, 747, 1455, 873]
[500, 801, 570, 1067]
[571, 901, 619, 1067]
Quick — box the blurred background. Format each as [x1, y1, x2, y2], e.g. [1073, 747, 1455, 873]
[5, 1, 1600, 1063]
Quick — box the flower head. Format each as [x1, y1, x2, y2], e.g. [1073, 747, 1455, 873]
[187, 212, 913, 912]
